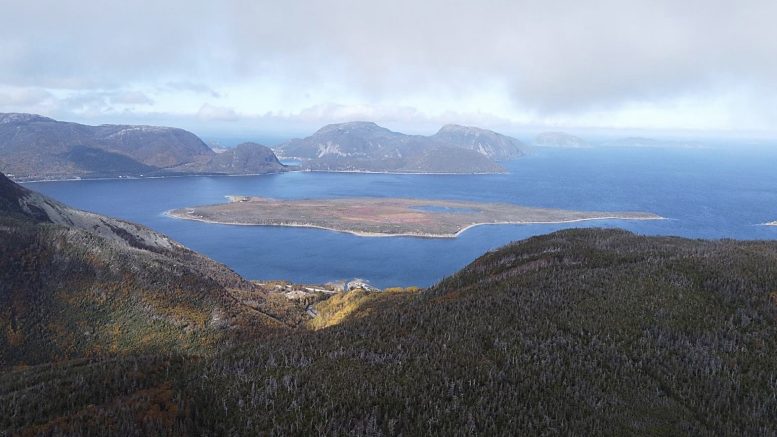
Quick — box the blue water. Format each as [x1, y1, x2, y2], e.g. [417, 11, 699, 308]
[25, 146, 777, 287]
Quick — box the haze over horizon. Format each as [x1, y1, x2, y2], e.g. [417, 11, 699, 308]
[1, 0, 776, 139]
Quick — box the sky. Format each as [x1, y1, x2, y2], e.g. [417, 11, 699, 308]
[1, 0, 776, 139]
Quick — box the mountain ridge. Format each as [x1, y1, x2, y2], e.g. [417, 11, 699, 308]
[0, 113, 288, 181]
[274, 121, 525, 173]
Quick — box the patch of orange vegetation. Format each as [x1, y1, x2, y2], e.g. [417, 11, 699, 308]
[5, 325, 25, 347]
[17, 383, 182, 436]
[134, 383, 180, 427]
[431, 290, 464, 303]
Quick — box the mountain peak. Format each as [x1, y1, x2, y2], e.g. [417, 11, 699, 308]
[0, 112, 55, 124]
[234, 141, 268, 149]
[0, 171, 28, 205]
[314, 121, 386, 135]
[433, 124, 525, 160]
[439, 123, 477, 132]
[437, 124, 499, 136]
[0, 171, 53, 222]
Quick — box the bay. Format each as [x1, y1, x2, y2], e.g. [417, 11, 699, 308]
[26, 145, 777, 287]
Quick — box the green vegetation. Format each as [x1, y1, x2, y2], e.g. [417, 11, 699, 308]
[3, 228, 777, 435]
[0, 214, 297, 367]
[0, 172, 302, 367]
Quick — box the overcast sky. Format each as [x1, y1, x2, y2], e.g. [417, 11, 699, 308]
[1, 0, 776, 137]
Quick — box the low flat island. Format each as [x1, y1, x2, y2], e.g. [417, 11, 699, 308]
[168, 196, 663, 238]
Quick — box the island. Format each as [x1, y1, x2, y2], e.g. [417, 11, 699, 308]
[168, 196, 663, 238]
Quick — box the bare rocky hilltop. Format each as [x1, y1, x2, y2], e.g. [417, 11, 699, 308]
[274, 121, 526, 173]
[0, 113, 287, 181]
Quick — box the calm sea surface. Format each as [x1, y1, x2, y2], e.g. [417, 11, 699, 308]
[25, 146, 777, 287]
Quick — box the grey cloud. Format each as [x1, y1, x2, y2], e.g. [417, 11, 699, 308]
[0, 0, 776, 121]
[0, 88, 53, 106]
[220, 0, 777, 113]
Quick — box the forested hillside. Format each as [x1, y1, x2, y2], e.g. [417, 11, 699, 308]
[3, 228, 776, 435]
[0, 172, 302, 366]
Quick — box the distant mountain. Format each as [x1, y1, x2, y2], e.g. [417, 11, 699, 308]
[174, 142, 286, 174]
[0, 113, 288, 181]
[274, 122, 525, 173]
[431, 124, 525, 160]
[602, 136, 706, 149]
[534, 131, 590, 148]
[604, 136, 665, 148]
[0, 172, 300, 366]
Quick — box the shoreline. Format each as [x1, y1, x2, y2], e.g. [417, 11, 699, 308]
[274, 156, 508, 175]
[16, 168, 507, 183]
[299, 169, 508, 176]
[16, 170, 292, 184]
[164, 209, 665, 239]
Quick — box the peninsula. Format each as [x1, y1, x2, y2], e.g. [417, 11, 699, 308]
[169, 196, 663, 238]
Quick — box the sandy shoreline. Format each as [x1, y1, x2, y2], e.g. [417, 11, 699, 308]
[165, 209, 665, 239]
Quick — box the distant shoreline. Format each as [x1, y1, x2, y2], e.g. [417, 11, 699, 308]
[16, 170, 292, 184]
[16, 168, 507, 184]
[165, 209, 665, 239]
[299, 169, 508, 176]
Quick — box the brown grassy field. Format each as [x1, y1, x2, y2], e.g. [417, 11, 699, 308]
[169, 196, 662, 237]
